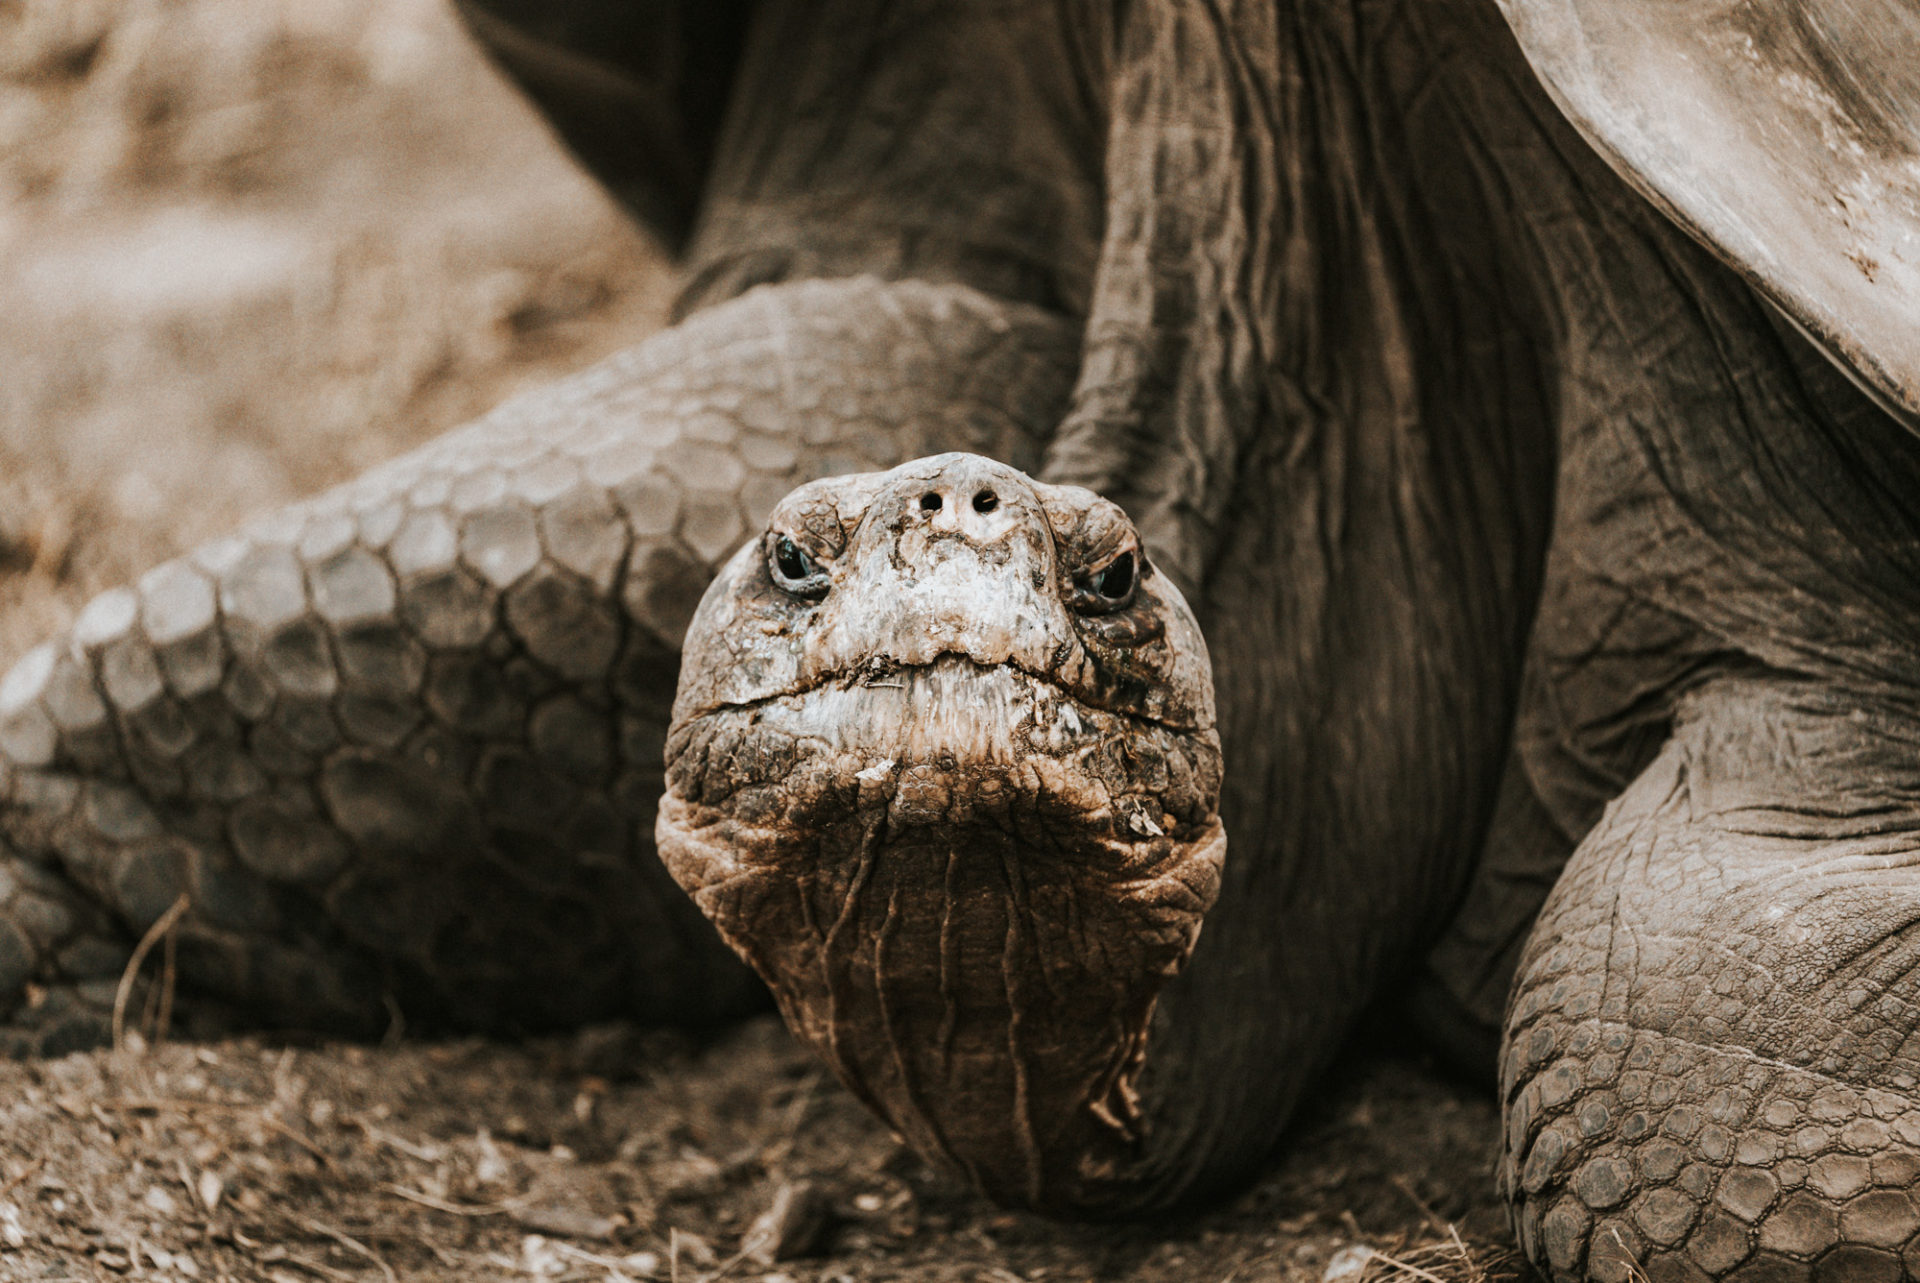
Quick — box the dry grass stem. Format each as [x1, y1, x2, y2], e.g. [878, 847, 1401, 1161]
[111, 893, 190, 1052]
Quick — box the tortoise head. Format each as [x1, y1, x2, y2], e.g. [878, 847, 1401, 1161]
[657, 452, 1224, 1209]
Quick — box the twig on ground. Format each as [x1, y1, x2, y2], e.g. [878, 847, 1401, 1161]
[112, 893, 190, 1051]
[293, 1214, 399, 1283]
[1362, 1253, 1448, 1283]
[276, 1252, 359, 1282]
[352, 1117, 444, 1162]
[380, 1183, 512, 1217]
[1388, 1174, 1448, 1236]
[155, 918, 178, 1040]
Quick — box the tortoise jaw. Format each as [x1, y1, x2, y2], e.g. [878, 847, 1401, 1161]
[656, 657, 1225, 1210]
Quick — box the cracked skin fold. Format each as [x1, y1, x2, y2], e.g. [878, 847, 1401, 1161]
[5, 0, 1920, 1279]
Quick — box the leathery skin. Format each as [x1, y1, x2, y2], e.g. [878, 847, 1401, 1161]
[1505, 681, 1920, 1283]
[0, 278, 1078, 1048]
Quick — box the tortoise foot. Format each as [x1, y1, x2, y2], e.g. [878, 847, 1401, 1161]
[1505, 677, 1920, 1281]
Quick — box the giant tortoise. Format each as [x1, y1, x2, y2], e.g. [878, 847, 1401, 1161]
[4, 2, 1920, 1279]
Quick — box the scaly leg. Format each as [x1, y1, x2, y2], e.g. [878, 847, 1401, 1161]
[0, 277, 1077, 1045]
[1504, 677, 1920, 1282]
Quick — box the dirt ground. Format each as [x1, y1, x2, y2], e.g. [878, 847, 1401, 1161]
[0, 4, 1525, 1280]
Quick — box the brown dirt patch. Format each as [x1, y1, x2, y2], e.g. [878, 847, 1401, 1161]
[0, 1020, 1517, 1283]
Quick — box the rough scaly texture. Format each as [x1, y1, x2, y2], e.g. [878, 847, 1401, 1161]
[0, 278, 1079, 1049]
[658, 455, 1223, 1212]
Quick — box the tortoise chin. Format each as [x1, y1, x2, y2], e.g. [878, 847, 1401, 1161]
[658, 656, 1224, 1209]
[656, 455, 1224, 1210]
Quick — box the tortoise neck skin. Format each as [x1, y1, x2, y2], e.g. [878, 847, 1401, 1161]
[662, 0, 1559, 1214]
[657, 455, 1224, 1210]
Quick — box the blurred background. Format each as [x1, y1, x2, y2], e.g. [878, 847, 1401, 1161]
[0, 0, 674, 661]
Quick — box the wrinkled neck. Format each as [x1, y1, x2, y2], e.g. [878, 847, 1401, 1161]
[680, 0, 1112, 318]
[1043, 0, 1563, 1209]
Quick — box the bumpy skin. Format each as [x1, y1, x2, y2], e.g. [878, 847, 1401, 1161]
[4, 0, 1920, 1277]
[659, 456, 1223, 1211]
[0, 279, 1078, 1042]
[1506, 683, 1920, 1283]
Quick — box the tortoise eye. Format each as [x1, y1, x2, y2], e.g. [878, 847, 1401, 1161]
[1073, 546, 1142, 617]
[769, 535, 828, 598]
[1092, 551, 1135, 601]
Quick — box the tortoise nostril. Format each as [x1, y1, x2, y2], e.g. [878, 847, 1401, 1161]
[920, 493, 942, 512]
[972, 490, 998, 513]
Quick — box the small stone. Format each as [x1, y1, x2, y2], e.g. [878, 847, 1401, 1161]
[509, 1203, 619, 1241]
[1321, 1245, 1373, 1282]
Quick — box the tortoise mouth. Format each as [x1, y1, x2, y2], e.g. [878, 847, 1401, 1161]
[656, 653, 1225, 1208]
[674, 647, 1213, 739]
[662, 655, 1219, 845]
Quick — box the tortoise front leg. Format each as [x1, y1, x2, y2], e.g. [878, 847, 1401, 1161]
[1503, 676, 1920, 1282]
[0, 278, 1077, 1045]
